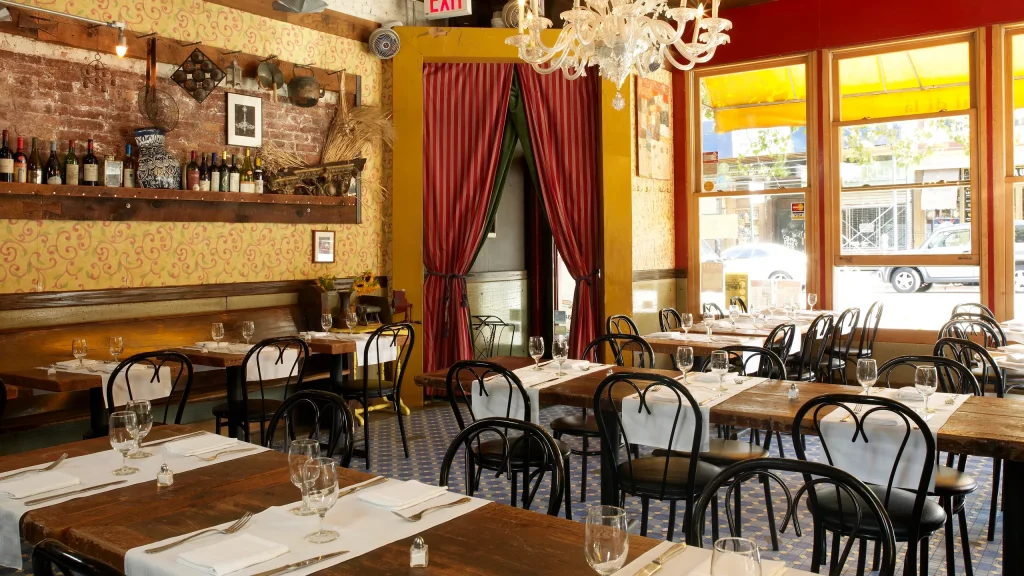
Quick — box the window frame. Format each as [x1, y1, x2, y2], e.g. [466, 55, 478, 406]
[1003, 24, 1024, 320]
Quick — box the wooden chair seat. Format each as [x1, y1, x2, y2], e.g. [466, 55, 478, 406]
[933, 465, 978, 495]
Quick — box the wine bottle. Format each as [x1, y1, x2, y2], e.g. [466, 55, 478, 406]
[122, 144, 135, 188]
[13, 136, 27, 183]
[186, 151, 200, 191]
[209, 152, 220, 192]
[64, 140, 79, 185]
[220, 149, 230, 192]
[81, 139, 99, 186]
[27, 137, 43, 184]
[0, 130, 12, 183]
[198, 153, 210, 191]
[254, 157, 264, 194]
[239, 149, 254, 193]
[227, 154, 240, 192]
[44, 140, 61, 184]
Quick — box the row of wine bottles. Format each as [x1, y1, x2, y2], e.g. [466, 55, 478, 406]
[0, 131, 127, 186]
[184, 149, 264, 193]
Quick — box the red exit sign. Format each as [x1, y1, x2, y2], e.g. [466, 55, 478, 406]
[425, 0, 472, 19]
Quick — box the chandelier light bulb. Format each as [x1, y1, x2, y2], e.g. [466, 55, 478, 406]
[115, 27, 127, 58]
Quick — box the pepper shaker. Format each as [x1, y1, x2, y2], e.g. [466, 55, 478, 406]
[157, 464, 174, 487]
[410, 536, 428, 567]
[787, 382, 799, 401]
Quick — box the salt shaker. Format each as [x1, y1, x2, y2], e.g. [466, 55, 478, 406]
[787, 382, 800, 401]
[157, 464, 174, 487]
[410, 536, 428, 568]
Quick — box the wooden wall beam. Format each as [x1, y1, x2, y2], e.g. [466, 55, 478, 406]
[202, 0, 380, 43]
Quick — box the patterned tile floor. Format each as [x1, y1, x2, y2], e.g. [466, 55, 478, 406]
[4, 402, 1003, 575]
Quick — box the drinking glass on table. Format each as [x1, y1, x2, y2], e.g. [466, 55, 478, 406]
[345, 311, 359, 334]
[529, 336, 545, 370]
[211, 323, 225, 345]
[915, 365, 938, 414]
[857, 359, 877, 406]
[108, 336, 124, 363]
[288, 438, 320, 516]
[728, 304, 740, 328]
[676, 346, 694, 383]
[711, 350, 730, 392]
[303, 457, 340, 544]
[807, 293, 818, 312]
[241, 321, 255, 345]
[584, 505, 629, 575]
[320, 313, 333, 333]
[72, 338, 88, 366]
[109, 411, 139, 476]
[552, 335, 569, 377]
[680, 313, 693, 336]
[126, 400, 154, 459]
[711, 537, 762, 576]
[703, 312, 715, 338]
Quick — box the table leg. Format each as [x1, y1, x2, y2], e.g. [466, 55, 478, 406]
[85, 387, 107, 439]
[600, 413, 620, 507]
[1003, 459, 1024, 574]
[225, 366, 243, 440]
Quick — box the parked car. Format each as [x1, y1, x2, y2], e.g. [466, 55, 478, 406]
[719, 242, 807, 286]
[878, 221, 1024, 293]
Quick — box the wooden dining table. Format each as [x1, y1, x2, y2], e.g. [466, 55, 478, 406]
[415, 356, 1024, 576]
[0, 425, 660, 575]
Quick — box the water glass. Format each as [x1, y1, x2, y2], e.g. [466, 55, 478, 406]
[807, 293, 818, 311]
[529, 336, 545, 370]
[711, 537, 762, 576]
[584, 505, 628, 575]
[320, 313, 333, 333]
[676, 346, 694, 382]
[680, 313, 693, 335]
[703, 312, 715, 338]
[728, 304, 740, 327]
[211, 323, 225, 344]
[345, 311, 359, 334]
[915, 365, 938, 414]
[857, 358, 877, 397]
[711, 350, 730, 392]
[303, 457, 340, 544]
[288, 438, 320, 516]
[552, 335, 569, 377]
[241, 321, 255, 344]
[108, 336, 124, 363]
[109, 411, 139, 476]
[72, 338, 88, 366]
[126, 400, 154, 459]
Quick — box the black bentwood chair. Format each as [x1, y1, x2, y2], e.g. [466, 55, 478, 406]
[33, 539, 124, 576]
[659, 308, 683, 332]
[690, 458, 898, 576]
[763, 322, 797, 365]
[213, 336, 309, 443]
[106, 351, 194, 424]
[951, 302, 996, 322]
[607, 314, 641, 337]
[847, 301, 884, 363]
[337, 322, 415, 469]
[730, 296, 748, 313]
[445, 360, 573, 519]
[440, 417, 565, 517]
[263, 390, 356, 467]
[821, 307, 860, 384]
[702, 302, 726, 319]
[594, 372, 721, 541]
[787, 313, 834, 382]
[793, 393, 944, 576]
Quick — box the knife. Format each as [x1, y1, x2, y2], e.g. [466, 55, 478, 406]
[635, 543, 687, 576]
[141, 431, 206, 447]
[23, 480, 128, 506]
[251, 551, 349, 576]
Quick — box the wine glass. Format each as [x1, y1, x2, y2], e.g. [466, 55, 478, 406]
[241, 321, 255, 345]
[711, 350, 730, 392]
[72, 338, 88, 366]
[807, 293, 818, 311]
[676, 346, 694, 383]
[126, 400, 153, 459]
[552, 335, 569, 377]
[703, 312, 715, 338]
[109, 411, 139, 476]
[108, 336, 124, 363]
[728, 304, 740, 328]
[303, 457, 340, 543]
[211, 323, 225, 345]
[529, 336, 545, 370]
[680, 313, 693, 336]
[584, 505, 629, 575]
[287, 438, 320, 516]
[915, 365, 938, 414]
[345, 311, 358, 334]
[320, 313, 332, 334]
[857, 358, 877, 396]
[711, 537, 762, 576]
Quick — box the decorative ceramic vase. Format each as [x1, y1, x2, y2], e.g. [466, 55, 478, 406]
[134, 128, 180, 189]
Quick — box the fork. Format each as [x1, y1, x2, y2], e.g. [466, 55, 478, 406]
[945, 394, 960, 405]
[144, 512, 254, 554]
[194, 447, 258, 462]
[392, 497, 472, 522]
[0, 454, 67, 482]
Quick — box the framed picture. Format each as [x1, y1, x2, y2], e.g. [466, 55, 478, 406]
[312, 230, 335, 263]
[636, 75, 673, 180]
[226, 93, 262, 147]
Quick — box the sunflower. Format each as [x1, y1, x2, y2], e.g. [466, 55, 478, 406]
[362, 272, 375, 284]
[352, 280, 369, 294]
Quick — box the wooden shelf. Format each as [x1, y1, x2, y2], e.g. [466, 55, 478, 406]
[0, 182, 358, 224]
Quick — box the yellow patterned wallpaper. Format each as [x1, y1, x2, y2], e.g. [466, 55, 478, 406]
[631, 69, 676, 271]
[1, 0, 387, 294]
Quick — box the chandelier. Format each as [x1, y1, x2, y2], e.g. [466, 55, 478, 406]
[506, 0, 732, 110]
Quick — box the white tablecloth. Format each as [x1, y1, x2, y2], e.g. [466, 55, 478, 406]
[124, 479, 489, 576]
[470, 362, 610, 422]
[613, 540, 798, 576]
[48, 362, 173, 408]
[819, 388, 970, 491]
[0, 433, 268, 570]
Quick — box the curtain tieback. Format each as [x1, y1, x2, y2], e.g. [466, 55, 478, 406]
[426, 270, 469, 338]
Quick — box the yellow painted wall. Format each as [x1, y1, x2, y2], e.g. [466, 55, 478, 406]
[631, 69, 676, 272]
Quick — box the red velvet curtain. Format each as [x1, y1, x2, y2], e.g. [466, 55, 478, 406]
[516, 66, 602, 359]
[422, 63, 514, 372]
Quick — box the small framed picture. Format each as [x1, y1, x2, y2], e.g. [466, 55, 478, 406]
[226, 93, 262, 147]
[312, 230, 335, 263]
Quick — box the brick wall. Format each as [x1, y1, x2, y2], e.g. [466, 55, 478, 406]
[0, 47, 335, 165]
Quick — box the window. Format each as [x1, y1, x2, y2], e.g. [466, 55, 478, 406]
[1011, 29, 1024, 317]
[831, 37, 979, 330]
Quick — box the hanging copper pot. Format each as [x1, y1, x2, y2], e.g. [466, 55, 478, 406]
[287, 66, 323, 107]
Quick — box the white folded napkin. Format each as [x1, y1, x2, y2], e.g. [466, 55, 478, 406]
[646, 332, 684, 340]
[55, 359, 99, 368]
[223, 344, 254, 355]
[692, 372, 737, 384]
[165, 434, 237, 457]
[690, 557, 787, 576]
[358, 480, 448, 510]
[0, 471, 79, 499]
[195, 341, 229, 349]
[1000, 344, 1024, 353]
[176, 534, 289, 576]
[573, 361, 595, 371]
